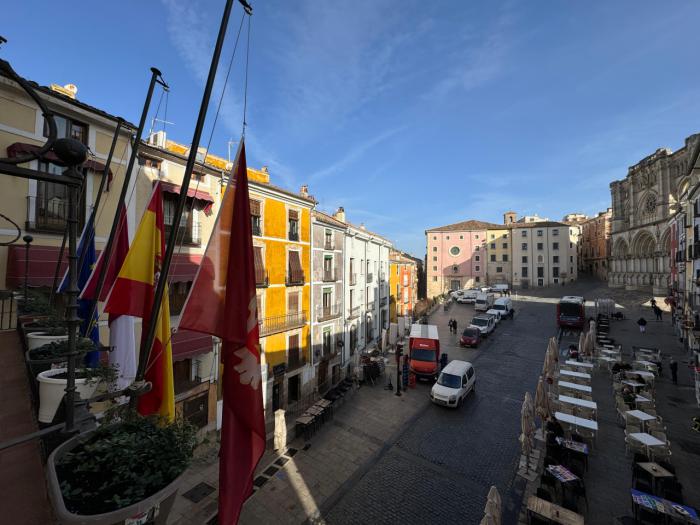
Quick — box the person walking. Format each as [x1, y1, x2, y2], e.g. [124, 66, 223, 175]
[637, 317, 647, 334]
[670, 357, 678, 385]
[651, 297, 657, 308]
[653, 305, 662, 321]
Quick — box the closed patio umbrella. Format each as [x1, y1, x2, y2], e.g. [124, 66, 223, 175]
[577, 331, 586, 358]
[480, 515, 496, 525]
[520, 394, 535, 473]
[547, 337, 559, 364]
[484, 500, 501, 525]
[535, 375, 550, 421]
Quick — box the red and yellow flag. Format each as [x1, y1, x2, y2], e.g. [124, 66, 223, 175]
[104, 182, 174, 421]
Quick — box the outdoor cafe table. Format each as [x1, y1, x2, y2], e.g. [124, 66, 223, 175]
[631, 488, 700, 524]
[565, 360, 594, 368]
[629, 432, 666, 458]
[635, 395, 652, 407]
[555, 411, 598, 431]
[546, 464, 579, 483]
[560, 369, 591, 380]
[629, 370, 656, 381]
[635, 360, 658, 367]
[559, 394, 597, 410]
[527, 495, 584, 525]
[558, 381, 592, 394]
[626, 410, 656, 431]
[622, 380, 645, 392]
[637, 462, 675, 493]
[601, 348, 621, 356]
[555, 437, 589, 455]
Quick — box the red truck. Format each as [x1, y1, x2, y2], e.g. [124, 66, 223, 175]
[408, 324, 440, 381]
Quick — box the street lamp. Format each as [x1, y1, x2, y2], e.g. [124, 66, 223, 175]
[22, 234, 33, 302]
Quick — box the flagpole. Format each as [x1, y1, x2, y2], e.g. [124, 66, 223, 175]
[134, 0, 241, 395]
[84, 68, 166, 328]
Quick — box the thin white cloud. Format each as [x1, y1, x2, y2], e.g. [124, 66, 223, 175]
[309, 127, 404, 182]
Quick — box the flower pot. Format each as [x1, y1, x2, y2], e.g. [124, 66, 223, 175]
[27, 332, 68, 351]
[36, 368, 99, 424]
[46, 429, 182, 525]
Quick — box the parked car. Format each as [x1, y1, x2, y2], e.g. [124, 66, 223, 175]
[459, 327, 481, 347]
[451, 290, 464, 299]
[485, 306, 503, 323]
[430, 360, 476, 407]
[489, 297, 514, 320]
[475, 292, 495, 312]
[493, 284, 509, 295]
[469, 314, 496, 336]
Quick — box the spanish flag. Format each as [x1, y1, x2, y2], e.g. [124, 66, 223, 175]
[104, 182, 175, 421]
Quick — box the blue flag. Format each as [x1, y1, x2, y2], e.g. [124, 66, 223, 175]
[58, 222, 100, 367]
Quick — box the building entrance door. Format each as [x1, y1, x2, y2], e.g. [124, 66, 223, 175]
[450, 279, 460, 290]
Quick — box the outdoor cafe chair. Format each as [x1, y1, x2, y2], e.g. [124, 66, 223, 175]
[650, 430, 668, 443]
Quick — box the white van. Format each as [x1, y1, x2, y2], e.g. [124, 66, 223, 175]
[487, 297, 514, 321]
[475, 292, 495, 311]
[493, 284, 509, 295]
[430, 360, 476, 408]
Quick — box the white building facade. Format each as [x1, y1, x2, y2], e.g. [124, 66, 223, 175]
[511, 222, 578, 288]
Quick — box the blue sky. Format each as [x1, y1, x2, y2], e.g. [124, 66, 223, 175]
[4, 1, 700, 257]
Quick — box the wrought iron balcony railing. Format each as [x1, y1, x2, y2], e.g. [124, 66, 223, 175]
[256, 271, 269, 288]
[349, 273, 357, 286]
[322, 269, 337, 282]
[347, 305, 361, 320]
[286, 270, 305, 286]
[317, 303, 341, 322]
[324, 239, 334, 250]
[26, 195, 68, 232]
[259, 312, 307, 337]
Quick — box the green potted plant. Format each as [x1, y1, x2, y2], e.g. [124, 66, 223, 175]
[46, 413, 196, 525]
[36, 362, 116, 424]
[26, 337, 96, 378]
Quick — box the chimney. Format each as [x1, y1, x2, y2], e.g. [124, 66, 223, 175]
[49, 83, 78, 99]
[261, 166, 269, 174]
[300, 184, 309, 198]
[333, 206, 346, 223]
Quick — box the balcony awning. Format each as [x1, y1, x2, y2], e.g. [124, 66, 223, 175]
[171, 329, 213, 361]
[160, 181, 215, 216]
[6, 245, 200, 289]
[6, 142, 114, 189]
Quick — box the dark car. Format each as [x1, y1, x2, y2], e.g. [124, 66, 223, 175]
[460, 327, 481, 348]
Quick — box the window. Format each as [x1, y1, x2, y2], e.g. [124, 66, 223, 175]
[503, 233, 508, 239]
[475, 255, 480, 262]
[169, 281, 193, 315]
[502, 254, 508, 262]
[475, 276, 480, 282]
[324, 229, 333, 249]
[433, 247, 437, 252]
[537, 230, 543, 237]
[163, 192, 200, 246]
[433, 266, 437, 271]
[490, 254, 496, 262]
[322, 327, 332, 357]
[475, 245, 480, 251]
[570, 242, 573, 248]
[553, 256, 559, 264]
[433, 236, 437, 240]
[553, 242, 559, 250]
[491, 234, 495, 240]
[459, 235, 463, 239]
[43, 114, 87, 144]
[522, 267, 528, 278]
[446, 235, 450, 240]
[490, 243, 496, 249]
[537, 267, 544, 278]
[250, 199, 262, 236]
[570, 266, 573, 274]
[323, 255, 333, 280]
[475, 234, 479, 239]
[553, 267, 559, 278]
[522, 243, 527, 250]
[322, 287, 332, 311]
[287, 291, 300, 313]
[537, 243, 543, 250]
[570, 256, 574, 263]
[433, 276, 437, 282]
[288, 209, 299, 241]
[254, 246, 267, 286]
[496, 266, 502, 273]
[502, 243, 508, 249]
[521, 230, 527, 237]
[287, 251, 304, 284]
[538, 255, 543, 263]
[553, 229, 559, 236]
[475, 265, 480, 271]
[522, 256, 528, 263]
[143, 158, 161, 169]
[433, 256, 437, 261]
[450, 246, 461, 256]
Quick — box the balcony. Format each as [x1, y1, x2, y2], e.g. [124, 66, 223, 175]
[165, 223, 201, 246]
[379, 272, 386, 282]
[347, 306, 360, 320]
[349, 273, 357, 286]
[259, 312, 307, 337]
[322, 269, 337, 282]
[317, 303, 341, 322]
[289, 231, 299, 242]
[367, 273, 373, 283]
[26, 195, 68, 232]
[252, 223, 261, 236]
[286, 269, 305, 286]
[324, 239, 334, 250]
[256, 271, 269, 288]
[380, 297, 387, 307]
[366, 300, 376, 311]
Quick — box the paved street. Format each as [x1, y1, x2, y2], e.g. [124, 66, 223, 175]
[323, 292, 557, 524]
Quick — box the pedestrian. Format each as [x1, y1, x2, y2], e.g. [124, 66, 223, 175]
[651, 297, 657, 308]
[653, 305, 662, 321]
[670, 357, 678, 385]
[453, 320, 458, 334]
[637, 317, 647, 334]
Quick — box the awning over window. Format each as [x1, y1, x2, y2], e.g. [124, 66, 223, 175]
[250, 199, 261, 216]
[6, 142, 114, 188]
[160, 181, 215, 216]
[6, 246, 199, 289]
[171, 329, 213, 361]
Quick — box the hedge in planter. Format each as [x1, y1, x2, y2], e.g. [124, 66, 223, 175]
[55, 416, 196, 515]
[27, 337, 96, 377]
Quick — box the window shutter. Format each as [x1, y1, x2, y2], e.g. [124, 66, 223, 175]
[289, 334, 299, 352]
[288, 209, 299, 220]
[289, 250, 303, 275]
[254, 246, 265, 283]
[288, 291, 299, 313]
[250, 199, 261, 216]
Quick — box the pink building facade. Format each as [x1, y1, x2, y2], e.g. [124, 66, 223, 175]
[425, 220, 501, 298]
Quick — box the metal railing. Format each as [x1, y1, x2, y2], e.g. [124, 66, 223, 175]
[26, 195, 68, 232]
[252, 222, 261, 236]
[286, 269, 305, 285]
[259, 312, 307, 336]
[165, 223, 201, 246]
[324, 239, 334, 250]
[317, 303, 341, 322]
[322, 269, 336, 282]
[289, 231, 299, 241]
